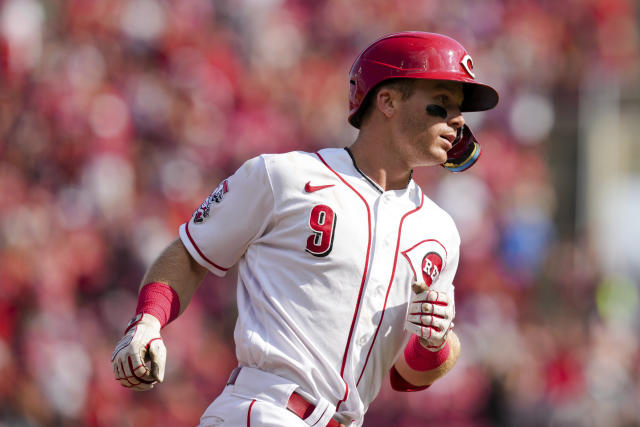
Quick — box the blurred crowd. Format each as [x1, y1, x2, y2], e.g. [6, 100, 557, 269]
[1, 0, 639, 426]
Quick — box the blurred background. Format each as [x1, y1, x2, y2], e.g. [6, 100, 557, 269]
[1, 0, 639, 426]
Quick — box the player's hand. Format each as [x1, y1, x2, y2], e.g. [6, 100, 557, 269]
[405, 282, 454, 352]
[111, 313, 167, 391]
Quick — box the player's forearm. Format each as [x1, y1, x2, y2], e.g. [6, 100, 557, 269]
[140, 238, 209, 315]
[393, 331, 461, 387]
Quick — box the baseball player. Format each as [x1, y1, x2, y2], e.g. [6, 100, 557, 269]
[111, 32, 499, 426]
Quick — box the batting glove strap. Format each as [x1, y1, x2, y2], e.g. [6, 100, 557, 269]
[111, 313, 166, 391]
[405, 285, 454, 352]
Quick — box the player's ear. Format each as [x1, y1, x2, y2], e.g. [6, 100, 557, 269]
[376, 88, 397, 119]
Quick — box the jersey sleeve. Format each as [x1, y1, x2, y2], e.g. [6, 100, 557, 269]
[179, 155, 274, 276]
[434, 244, 458, 298]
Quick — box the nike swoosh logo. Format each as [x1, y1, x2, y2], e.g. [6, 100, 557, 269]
[305, 181, 335, 193]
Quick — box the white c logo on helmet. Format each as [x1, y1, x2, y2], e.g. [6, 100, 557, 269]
[461, 54, 475, 79]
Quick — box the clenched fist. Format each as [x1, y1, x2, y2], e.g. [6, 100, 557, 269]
[405, 282, 454, 351]
[111, 313, 167, 391]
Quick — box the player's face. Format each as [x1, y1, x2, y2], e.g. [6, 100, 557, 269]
[392, 80, 465, 167]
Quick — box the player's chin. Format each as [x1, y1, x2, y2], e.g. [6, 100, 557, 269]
[417, 157, 446, 168]
[426, 149, 448, 166]
[414, 147, 448, 167]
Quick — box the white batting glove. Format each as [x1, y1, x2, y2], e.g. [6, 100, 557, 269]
[405, 283, 455, 352]
[111, 313, 167, 391]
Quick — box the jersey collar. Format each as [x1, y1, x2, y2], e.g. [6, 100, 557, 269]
[343, 147, 413, 194]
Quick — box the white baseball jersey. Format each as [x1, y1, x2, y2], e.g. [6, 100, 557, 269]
[179, 147, 460, 426]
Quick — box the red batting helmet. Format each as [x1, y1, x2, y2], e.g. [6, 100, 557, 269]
[348, 31, 499, 128]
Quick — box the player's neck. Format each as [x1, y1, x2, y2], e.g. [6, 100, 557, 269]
[349, 132, 412, 191]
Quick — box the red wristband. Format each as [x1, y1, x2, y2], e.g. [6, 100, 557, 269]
[404, 335, 450, 371]
[135, 282, 181, 328]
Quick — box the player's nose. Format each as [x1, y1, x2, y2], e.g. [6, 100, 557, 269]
[448, 109, 465, 131]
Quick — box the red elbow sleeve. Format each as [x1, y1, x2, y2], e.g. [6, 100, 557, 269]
[389, 365, 431, 392]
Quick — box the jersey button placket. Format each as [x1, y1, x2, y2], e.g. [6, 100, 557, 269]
[358, 334, 369, 346]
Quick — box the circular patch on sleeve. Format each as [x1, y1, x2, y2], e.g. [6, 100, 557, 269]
[421, 251, 443, 287]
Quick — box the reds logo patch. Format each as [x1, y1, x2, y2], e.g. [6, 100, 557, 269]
[421, 251, 443, 287]
[401, 239, 447, 288]
[193, 179, 229, 224]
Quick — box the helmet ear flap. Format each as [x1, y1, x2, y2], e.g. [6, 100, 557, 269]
[442, 125, 482, 172]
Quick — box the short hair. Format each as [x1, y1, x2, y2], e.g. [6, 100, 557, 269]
[352, 78, 416, 128]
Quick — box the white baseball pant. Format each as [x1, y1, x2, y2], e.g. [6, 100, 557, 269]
[198, 367, 341, 427]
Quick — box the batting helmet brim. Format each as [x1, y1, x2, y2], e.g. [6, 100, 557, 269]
[368, 72, 499, 112]
[461, 82, 499, 113]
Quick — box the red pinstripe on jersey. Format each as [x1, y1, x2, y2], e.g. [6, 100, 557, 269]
[315, 151, 372, 412]
[184, 220, 230, 272]
[247, 399, 256, 427]
[356, 192, 425, 386]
